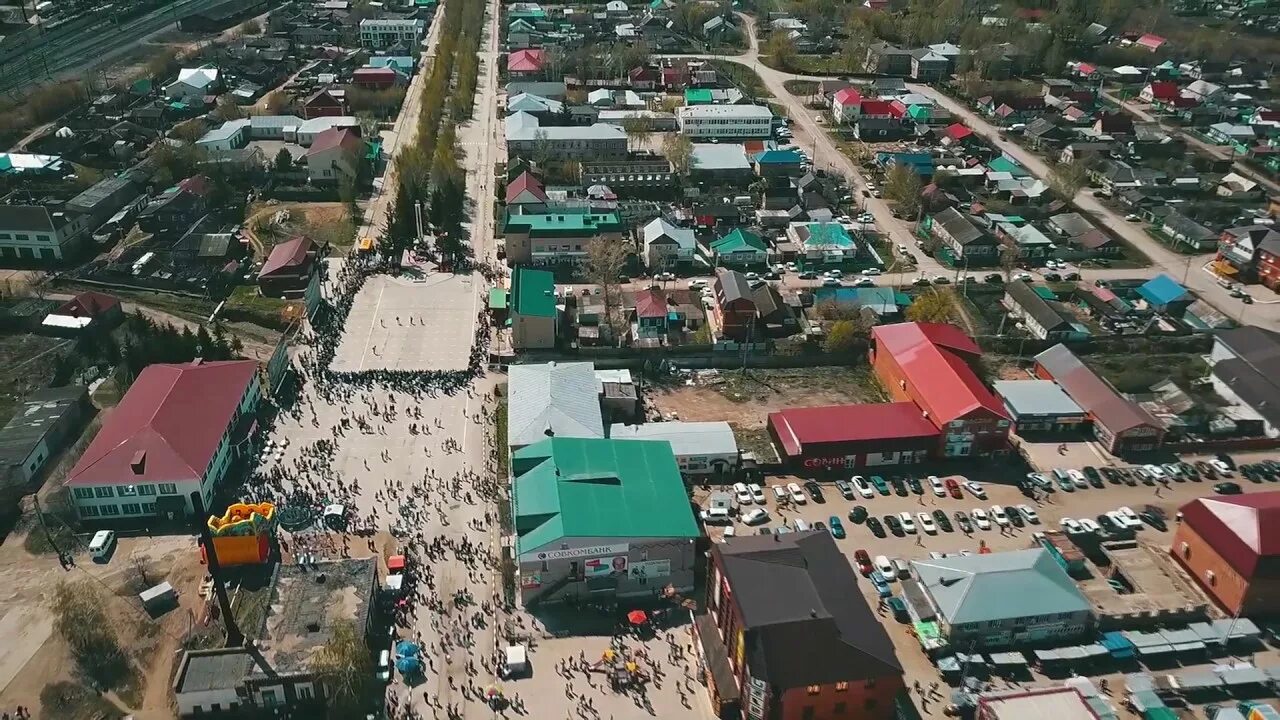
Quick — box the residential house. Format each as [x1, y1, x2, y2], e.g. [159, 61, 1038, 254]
[507, 49, 546, 76]
[1003, 281, 1085, 341]
[196, 119, 251, 153]
[864, 42, 912, 75]
[166, 67, 221, 100]
[1156, 210, 1217, 251]
[753, 149, 804, 177]
[506, 92, 563, 117]
[831, 88, 863, 124]
[995, 222, 1055, 260]
[68, 359, 262, 523]
[305, 128, 362, 185]
[1093, 111, 1134, 136]
[258, 235, 319, 298]
[627, 66, 658, 90]
[502, 207, 625, 265]
[506, 81, 567, 100]
[359, 18, 425, 51]
[1216, 173, 1263, 201]
[1140, 81, 1180, 105]
[302, 87, 344, 119]
[921, 208, 999, 266]
[579, 158, 676, 193]
[43, 291, 124, 334]
[910, 48, 949, 82]
[697, 532, 904, 720]
[1089, 160, 1167, 195]
[0, 196, 93, 262]
[1207, 122, 1257, 151]
[856, 116, 907, 141]
[506, 171, 548, 207]
[707, 228, 768, 267]
[750, 282, 798, 337]
[1217, 224, 1280, 287]
[1182, 79, 1225, 104]
[136, 175, 212, 237]
[0, 386, 91, 511]
[510, 267, 558, 349]
[642, 217, 696, 270]
[1135, 33, 1167, 52]
[1047, 212, 1119, 256]
[788, 222, 860, 265]
[1136, 274, 1192, 314]
[712, 268, 757, 341]
[504, 113, 626, 161]
[352, 67, 405, 89]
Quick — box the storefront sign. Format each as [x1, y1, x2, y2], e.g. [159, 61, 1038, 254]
[802, 455, 855, 470]
[584, 555, 628, 577]
[746, 675, 767, 720]
[520, 574, 542, 589]
[519, 543, 629, 563]
[627, 559, 671, 580]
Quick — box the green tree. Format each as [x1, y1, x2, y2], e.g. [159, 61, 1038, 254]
[884, 164, 922, 218]
[310, 620, 374, 719]
[273, 148, 293, 174]
[905, 289, 955, 324]
[764, 30, 797, 71]
[662, 133, 694, 174]
[824, 320, 861, 355]
[585, 238, 631, 345]
[1049, 160, 1090, 200]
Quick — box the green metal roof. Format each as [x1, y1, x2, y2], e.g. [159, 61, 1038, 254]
[512, 438, 699, 555]
[510, 267, 556, 318]
[1031, 285, 1056, 300]
[488, 288, 508, 310]
[711, 228, 766, 254]
[684, 88, 713, 105]
[799, 222, 854, 248]
[987, 155, 1029, 177]
[504, 210, 623, 237]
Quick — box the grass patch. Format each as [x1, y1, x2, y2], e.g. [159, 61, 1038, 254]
[1084, 353, 1211, 395]
[761, 54, 856, 75]
[783, 79, 819, 96]
[714, 366, 886, 404]
[40, 681, 127, 720]
[708, 60, 770, 99]
[495, 398, 508, 478]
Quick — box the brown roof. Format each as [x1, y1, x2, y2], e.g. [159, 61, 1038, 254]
[1179, 492, 1280, 578]
[259, 235, 313, 278]
[1033, 344, 1161, 434]
[56, 291, 121, 318]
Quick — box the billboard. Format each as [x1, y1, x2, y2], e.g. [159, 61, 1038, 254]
[519, 542, 629, 564]
[584, 556, 628, 577]
[627, 559, 671, 580]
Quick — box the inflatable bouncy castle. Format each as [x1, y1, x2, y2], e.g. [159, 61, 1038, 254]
[202, 502, 276, 565]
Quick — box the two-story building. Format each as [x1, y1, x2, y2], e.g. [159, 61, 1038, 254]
[509, 266, 558, 349]
[505, 113, 627, 161]
[502, 207, 625, 265]
[697, 532, 904, 720]
[712, 268, 758, 341]
[920, 208, 1000, 266]
[676, 105, 773, 139]
[1217, 224, 1280, 288]
[0, 195, 92, 262]
[871, 322, 1011, 457]
[1002, 281, 1087, 341]
[67, 359, 261, 524]
[359, 18, 425, 50]
[642, 217, 696, 270]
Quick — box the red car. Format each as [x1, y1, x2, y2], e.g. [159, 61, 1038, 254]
[945, 477, 963, 499]
[854, 549, 873, 576]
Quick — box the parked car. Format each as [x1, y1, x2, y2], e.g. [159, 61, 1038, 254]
[852, 476, 875, 499]
[749, 483, 766, 503]
[1060, 517, 1083, 534]
[989, 505, 1010, 527]
[1216, 452, 1237, 470]
[848, 505, 868, 523]
[834, 478, 855, 500]
[884, 514, 903, 535]
[1017, 505, 1040, 524]
[970, 508, 992, 530]
[1067, 469, 1088, 489]
[700, 507, 732, 524]
[1138, 511, 1167, 531]
[869, 475, 890, 495]
[964, 481, 986, 499]
[1196, 460, 1217, 479]
[854, 549, 873, 575]
[1210, 458, 1233, 476]
[984, 273, 1004, 284]
[1100, 466, 1121, 484]
[866, 516, 886, 537]
[907, 476, 924, 495]
[1144, 464, 1166, 481]
[945, 477, 963, 499]
[733, 482, 753, 505]
[787, 482, 807, 504]
[827, 517, 845, 538]
[1078, 518, 1102, 534]
[1214, 481, 1243, 494]
[1083, 466, 1102, 487]
[1116, 506, 1143, 529]
[917, 512, 938, 534]
[932, 509, 953, 532]
[874, 555, 895, 576]
[772, 485, 788, 502]
[897, 511, 917, 534]
[891, 477, 909, 497]
[741, 508, 769, 525]
[953, 510, 973, 533]
[803, 480, 825, 503]
[929, 476, 946, 497]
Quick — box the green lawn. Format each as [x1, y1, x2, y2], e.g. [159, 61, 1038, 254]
[708, 60, 771, 99]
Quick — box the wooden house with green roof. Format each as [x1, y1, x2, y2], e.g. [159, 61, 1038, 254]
[510, 267, 558, 349]
[707, 228, 768, 267]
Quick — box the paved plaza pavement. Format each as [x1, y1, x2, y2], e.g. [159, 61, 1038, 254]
[330, 273, 479, 373]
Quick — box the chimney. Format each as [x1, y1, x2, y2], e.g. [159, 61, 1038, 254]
[130, 450, 146, 474]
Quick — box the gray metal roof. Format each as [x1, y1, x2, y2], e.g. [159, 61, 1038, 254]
[508, 362, 605, 448]
[910, 549, 1091, 625]
[609, 421, 738, 457]
[0, 386, 86, 467]
[993, 380, 1084, 417]
[175, 648, 254, 693]
[690, 144, 751, 171]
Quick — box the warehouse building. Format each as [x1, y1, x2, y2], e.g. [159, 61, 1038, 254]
[609, 421, 739, 476]
[1171, 492, 1280, 617]
[871, 322, 1011, 457]
[511, 437, 700, 606]
[992, 380, 1089, 435]
[767, 402, 940, 471]
[1033, 344, 1165, 455]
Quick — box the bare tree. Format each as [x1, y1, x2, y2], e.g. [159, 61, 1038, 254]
[662, 133, 694, 175]
[585, 239, 630, 346]
[1000, 242, 1022, 283]
[310, 620, 374, 718]
[620, 116, 654, 152]
[1049, 160, 1090, 200]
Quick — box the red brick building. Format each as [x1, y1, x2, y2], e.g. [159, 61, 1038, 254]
[870, 322, 1011, 457]
[302, 88, 345, 119]
[767, 402, 940, 471]
[1171, 492, 1280, 617]
[696, 532, 904, 720]
[713, 268, 757, 341]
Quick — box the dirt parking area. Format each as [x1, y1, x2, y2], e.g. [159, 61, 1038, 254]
[647, 366, 886, 429]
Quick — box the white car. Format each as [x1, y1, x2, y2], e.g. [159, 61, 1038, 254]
[1210, 459, 1233, 476]
[772, 485, 788, 502]
[896, 243, 909, 254]
[1143, 464, 1167, 480]
[929, 476, 946, 497]
[964, 481, 986, 499]
[1067, 469, 1088, 489]
[861, 268, 882, 276]
[700, 507, 732, 524]
[898, 511, 917, 534]
[970, 508, 992, 530]
[917, 512, 938, 534]
[852, 475, 875, 499]
[989, 505, 1010, 526]
[1017, 505, 1040, 524]
[1079, 518, 1102, 534]
[787, 482, 807, 504]
[1060, 517, 1083, 534]
[654, 272, 676, 281]
[854, 277, 875, 287]
[733, 482, 753, 505]
[875, 555, 895, 576]
[1015, 271, 1033, 281]
[741, 508, 769, 525]
[826, 269, 844, 278]
[749, 483, 766, 504]
[1117, 506, 1143, 529]
[688, 279, 708, 290]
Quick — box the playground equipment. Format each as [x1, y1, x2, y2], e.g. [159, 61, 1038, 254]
[202, 502, 276, 566]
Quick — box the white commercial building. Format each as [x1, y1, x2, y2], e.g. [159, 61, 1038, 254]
[359, 18, 426, 50]
[609, 421, 739, 475]
[676, 104, 773, 138]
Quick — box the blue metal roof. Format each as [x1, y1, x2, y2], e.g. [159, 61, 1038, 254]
[1136, 273, 1189, 306]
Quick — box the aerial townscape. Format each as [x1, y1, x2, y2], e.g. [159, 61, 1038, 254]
[5, 0, 1280, 718]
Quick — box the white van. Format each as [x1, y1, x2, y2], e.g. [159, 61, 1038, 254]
[89, 530, 116, 562]
[892, 559, 911, 579]
[793, 518, 810, 532]
[376, 649, 392, 682]
[874, 555, 894, 576]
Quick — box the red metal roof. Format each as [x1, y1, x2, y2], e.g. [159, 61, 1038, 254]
[508, 49, 545, 72]
[1180, 492, 1280, 578]
[1136, 33, 1166, 50]
[56, 291, 121, 318]
[1146, 81, 1179, 101]
[259, 235, 313, 278]
[872, 322, 1008, 426]
[943, 123, 973, 141]
[505, 171, 547, 203]
[860, 100, 895, 117]
[832, 88, 862, 106]
[768, 402, 939, 457]
[1076, 62, 1097, 76]
[68, 360, 259, 487]
[634, 289, 668, 319]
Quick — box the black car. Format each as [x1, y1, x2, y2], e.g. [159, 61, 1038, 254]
[1064, 272, 1081, 281]
[1083, 466, 1104, 488]
[1006, 507, 1024, 527]
[1241, 464, 1262, 483]
[891, 477, 909, 497]
[1179, 462, 1200, 481]
[866, 516, 886, 537]
[1258, 463, 1278, 481]
[813, 520, 827, 531]
[907, 476, 924, 495]
[1138, 511, 1167, 531]
[933, 509, 953, 532]
[758, 527, 773, 535]
[1044, 272, 1062, 282]
[1120, 468, 1138, 486]
[804, 480, 826, 502]
[1217, 452, 1237, 470]
[1101, 466, 1121, 484]
[1214, 481, 1243, 495]
[1097, 514, 1123, 533]
[1196, 460, 1217, 480]
[849, 506, 868, 523]
[984, 273, 1004, 284]
[885, 514, 904, 535]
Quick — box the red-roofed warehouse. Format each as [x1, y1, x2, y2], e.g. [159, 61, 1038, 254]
[68, 359, 262, 524]
[1171, 491, 1280, 616]
[870, 322, 1011, 457]
[768, 402, 941, 470]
